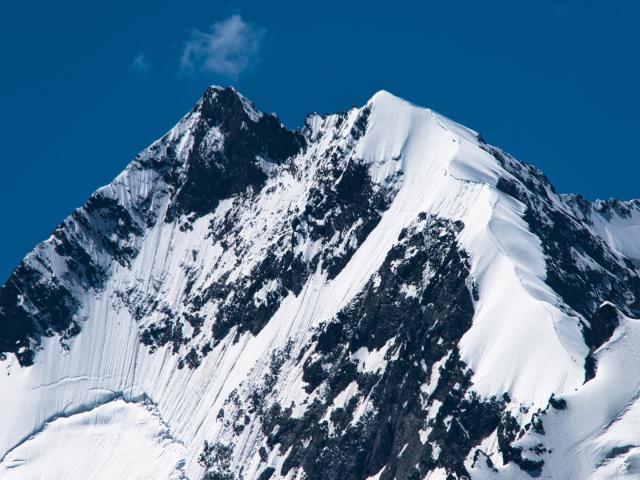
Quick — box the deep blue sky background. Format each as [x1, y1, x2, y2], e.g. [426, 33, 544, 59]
[1, 0, 638, 282]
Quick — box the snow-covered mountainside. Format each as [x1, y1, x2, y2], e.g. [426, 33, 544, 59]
[1, 86, 639, 480]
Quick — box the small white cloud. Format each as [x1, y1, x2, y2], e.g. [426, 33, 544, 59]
[180, 14, 265, 77]
[130, 52, 151, 75]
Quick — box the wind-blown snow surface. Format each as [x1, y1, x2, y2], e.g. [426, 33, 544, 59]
[1, 86, 639, 480]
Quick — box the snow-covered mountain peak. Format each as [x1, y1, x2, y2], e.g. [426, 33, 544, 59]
[367, 88, 422, 110]
[1, 88, 639, 480]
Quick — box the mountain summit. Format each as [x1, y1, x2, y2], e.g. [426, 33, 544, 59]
[1, 87, 639, 480]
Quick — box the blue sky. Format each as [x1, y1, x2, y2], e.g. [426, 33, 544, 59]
[1, 0, 638, 282]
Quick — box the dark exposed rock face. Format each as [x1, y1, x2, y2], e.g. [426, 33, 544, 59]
[0, 263, 78, 365]
[582, 302, 621, 381]
[588, 303, 620, 351]
[139, 104, 399, 366]
[493, 151, 640, 320]
[0, 190, 145, 366]
[0, 87, 306, 368]
[166, 87, 305, 222]
[199, 215, 540, 480]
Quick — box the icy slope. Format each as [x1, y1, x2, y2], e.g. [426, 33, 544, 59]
[0, 86, 639, 480]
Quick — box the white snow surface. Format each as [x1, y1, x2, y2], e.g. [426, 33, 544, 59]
[591, 201, 640, 261]
[0, 87, 638, 479]
[0, 399, 186, 480]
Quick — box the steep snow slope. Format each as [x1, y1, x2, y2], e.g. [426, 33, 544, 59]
[0, 86, 639, 480]
[564, 196, 640, 266]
